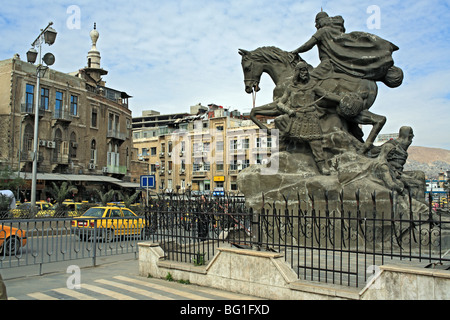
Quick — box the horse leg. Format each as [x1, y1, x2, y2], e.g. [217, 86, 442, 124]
[352, 110, 386, 154]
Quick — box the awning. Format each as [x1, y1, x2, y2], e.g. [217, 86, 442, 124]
[18, 173, 139, 188]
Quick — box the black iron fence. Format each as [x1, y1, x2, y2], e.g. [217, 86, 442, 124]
[256, 191, 450, 287]
[145, 194, 252, 265]
[145, 191, 450, 288]
[1, 191, 449, 288]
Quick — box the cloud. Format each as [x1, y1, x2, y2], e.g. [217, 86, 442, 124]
[1, 0, 449, 149]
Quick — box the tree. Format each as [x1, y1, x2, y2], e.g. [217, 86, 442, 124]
[95, 189, 117, 206]
[0, 166, 25, 197]
[45, 182, 77, 217]
[119, 190, 140, 208]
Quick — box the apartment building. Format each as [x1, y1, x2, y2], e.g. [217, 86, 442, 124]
[0, 25, 136, 200]
[133, 105, 277, 194]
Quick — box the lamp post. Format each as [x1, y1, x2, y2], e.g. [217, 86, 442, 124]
[26, 22, 57, 208]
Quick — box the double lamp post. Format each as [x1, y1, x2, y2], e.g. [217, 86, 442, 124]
[25, 22, 57, 207]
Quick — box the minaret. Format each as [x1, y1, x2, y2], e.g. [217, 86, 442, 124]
[85, 23, 107, 85]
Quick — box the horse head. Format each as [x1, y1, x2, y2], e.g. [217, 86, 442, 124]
[239, 49, 262, 94]
[239, 46, 301, 96]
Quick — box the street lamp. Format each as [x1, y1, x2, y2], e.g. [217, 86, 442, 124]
[26, 22, 57, 208]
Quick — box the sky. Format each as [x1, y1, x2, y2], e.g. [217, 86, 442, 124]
[0, 0, 449, 149]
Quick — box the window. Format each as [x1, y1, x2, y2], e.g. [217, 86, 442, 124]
[108, 113, 114, 131]
[142, 148, 149, 156]
[216, 162, 224, 171]
[151, 147, 157, 156]
[55, 91, 63, 117]
[90, 140, 97, 164]
[229, 139, 237, 151]
[91, 108, 98, 127]
[256, 137, 261, 148]
[41, 88, 49, 110]
[242, 138, 249, 149]
[25, 84, 34, 112]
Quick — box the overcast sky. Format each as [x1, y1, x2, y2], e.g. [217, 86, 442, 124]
[1, 0, 449, 149]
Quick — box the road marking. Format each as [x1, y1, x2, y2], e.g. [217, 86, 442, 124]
[82, 283, 137, 300]
[53, 287, 98, 300]
[114, 276, 211, 300]
[27, 292, 59, 300]
[95, 279, 174, 300]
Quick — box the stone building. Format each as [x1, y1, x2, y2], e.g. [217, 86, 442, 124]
[0, 24, 137, 201]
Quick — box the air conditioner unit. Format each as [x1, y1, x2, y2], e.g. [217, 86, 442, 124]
[168, 170, 172, 175]
[102, 167, 108, 173]
[168, 152, 172, 157]
[47, 141, 56, 148]
[180, 169, 185, 174]
[88, 163, 95, 170]
[39, 140, 47, 147]
[179, 151, 184, 157]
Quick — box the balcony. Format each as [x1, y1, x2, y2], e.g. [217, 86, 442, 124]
[53, 110, 73, 123]
[104, 165, 127, 175]
[52, 154, 69, 165]
[20, 151, 44, 162]
[21, 103, 45, 117]
[107, 130, 126, 141]
[193, 170, 208, 177]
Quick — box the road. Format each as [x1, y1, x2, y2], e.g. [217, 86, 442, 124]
[3, 257, 263, 301]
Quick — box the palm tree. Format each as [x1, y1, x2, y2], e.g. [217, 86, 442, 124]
[119, 190, 140, 208]
[46, 182, 77, 217]
[95, 189, 117, 206]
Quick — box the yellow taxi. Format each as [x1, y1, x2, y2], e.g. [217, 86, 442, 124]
[0, 225, 27, 255]
[71, 206, 149, 242]
[11, 202, 54, 218]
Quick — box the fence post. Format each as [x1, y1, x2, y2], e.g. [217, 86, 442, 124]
[92, 220, 97, 267]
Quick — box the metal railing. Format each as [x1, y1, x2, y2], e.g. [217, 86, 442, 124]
[145, 191, 450, 288]
[1, 191, 449, 288]
[0, 216, 149, 273]
[256, 191, 450, 287]
[145, 193, 252, 265]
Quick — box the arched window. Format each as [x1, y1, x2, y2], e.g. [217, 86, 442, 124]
[90, 139, 97, 164]
[23, 124, 34, 152]
[54, 128, 62, 161]
[70, 132, 77, 159]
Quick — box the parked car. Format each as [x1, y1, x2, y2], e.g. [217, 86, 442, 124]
[71, 206, 149, 242]
[0, 225, 27, 255]
[10, 202, 54, 218]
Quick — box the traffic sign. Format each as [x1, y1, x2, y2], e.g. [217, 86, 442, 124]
[140, 175, 156, 189]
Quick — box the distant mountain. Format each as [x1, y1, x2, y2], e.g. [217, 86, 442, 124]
[405, 146, 450, 178]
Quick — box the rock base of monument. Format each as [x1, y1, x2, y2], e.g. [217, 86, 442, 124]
[237, 149, 427, 218]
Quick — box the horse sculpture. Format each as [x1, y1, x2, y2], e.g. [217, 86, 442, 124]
[239, 46, 387, 153]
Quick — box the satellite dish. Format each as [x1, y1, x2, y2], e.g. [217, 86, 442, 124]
[43, 53, 55, 66]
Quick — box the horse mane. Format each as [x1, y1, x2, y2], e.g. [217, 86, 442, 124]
[250, 46, 300, 68]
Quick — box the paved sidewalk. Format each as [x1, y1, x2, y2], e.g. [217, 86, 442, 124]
[2, 257, 263, 301]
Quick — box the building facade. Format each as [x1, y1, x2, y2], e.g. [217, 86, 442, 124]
[0, 25, 136, 201]
[133, 105, 278, 195]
